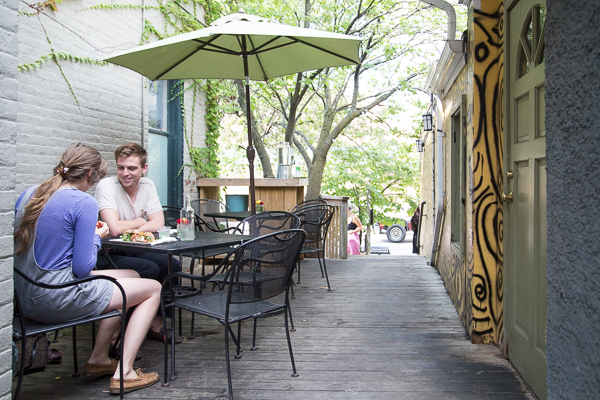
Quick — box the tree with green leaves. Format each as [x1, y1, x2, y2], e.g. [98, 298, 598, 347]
[321, 131, 420, 223]
[217, 0, 464, 198]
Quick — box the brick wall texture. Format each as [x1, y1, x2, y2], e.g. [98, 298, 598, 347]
[0, 0, 18, 395]
[2, 0, 206, 395]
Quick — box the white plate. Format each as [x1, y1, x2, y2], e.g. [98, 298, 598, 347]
[109, 237, 178, 246]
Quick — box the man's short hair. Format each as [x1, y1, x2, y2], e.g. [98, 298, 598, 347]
[114, 142, 147, 166]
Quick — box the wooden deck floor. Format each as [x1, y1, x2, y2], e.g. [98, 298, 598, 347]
[13, 255, 535, 399]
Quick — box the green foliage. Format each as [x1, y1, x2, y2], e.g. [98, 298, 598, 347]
[321, 132, 420, 225]
[19, 0, 241, 179]
[82, 4, 159, 11]
[210, 0, 466, 199]
[18, 53, 107, 72]
[178, 79, 236, 178]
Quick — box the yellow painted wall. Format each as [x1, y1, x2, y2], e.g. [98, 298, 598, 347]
[469, 0, 504, 344]
[419, 0, 505, 345]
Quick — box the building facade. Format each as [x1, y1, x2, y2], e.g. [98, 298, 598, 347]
[418, 0, 599, 399]
[0, 1, 208, 395]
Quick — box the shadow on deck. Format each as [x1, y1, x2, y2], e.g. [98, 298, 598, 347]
[13, 255, 535, 399]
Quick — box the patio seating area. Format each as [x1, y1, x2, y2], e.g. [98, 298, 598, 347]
[13, 255, 534, 399]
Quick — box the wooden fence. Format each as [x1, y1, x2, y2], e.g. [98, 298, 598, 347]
[321, 195, 349, 260]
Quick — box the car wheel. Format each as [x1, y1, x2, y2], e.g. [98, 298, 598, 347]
[386, 224, 406, 242]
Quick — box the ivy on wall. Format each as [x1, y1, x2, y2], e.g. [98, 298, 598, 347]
[18, 0, 233, 178]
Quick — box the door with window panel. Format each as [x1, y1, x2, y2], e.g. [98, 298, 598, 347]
[505, 1, 547, 399]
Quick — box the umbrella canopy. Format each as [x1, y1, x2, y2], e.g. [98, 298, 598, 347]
[105, 11, 362, 212]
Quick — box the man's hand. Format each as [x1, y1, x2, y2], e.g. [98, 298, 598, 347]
[99, 208, 146, 237]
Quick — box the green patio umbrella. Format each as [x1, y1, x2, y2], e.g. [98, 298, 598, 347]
[104, 11, 362, 213]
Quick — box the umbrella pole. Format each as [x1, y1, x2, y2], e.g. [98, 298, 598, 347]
[244, 76, 256, 213]
[241, 37, 256, 214]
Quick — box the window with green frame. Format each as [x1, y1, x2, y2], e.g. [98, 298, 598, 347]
[147, 80, 183, 208]
[450, 96, 467, 251]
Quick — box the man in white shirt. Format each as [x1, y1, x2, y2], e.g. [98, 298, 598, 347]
[95, 142, 182, 344]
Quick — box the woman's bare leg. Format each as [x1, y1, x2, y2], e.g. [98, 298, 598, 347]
[86, 270, 139, 364]
[86, 271, 161, 379]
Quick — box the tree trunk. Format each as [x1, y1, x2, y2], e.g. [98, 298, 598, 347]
[306, 152, 328, 200]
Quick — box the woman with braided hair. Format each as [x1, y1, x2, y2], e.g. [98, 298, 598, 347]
[14, 143, 160, 394]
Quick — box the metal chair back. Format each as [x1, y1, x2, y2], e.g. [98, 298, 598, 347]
[236, 211, 300, 236]
[291, 198, 329, 213]
[191, 199, 231, 231]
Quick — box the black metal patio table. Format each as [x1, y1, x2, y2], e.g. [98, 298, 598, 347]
[102, 231, 257, 275]
[203, 210, 252, 222]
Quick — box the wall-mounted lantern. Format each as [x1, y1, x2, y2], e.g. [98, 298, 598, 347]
[416, 139, 424, 152]
[422, 113, 433, 131]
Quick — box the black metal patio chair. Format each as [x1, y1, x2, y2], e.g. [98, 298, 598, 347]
[210, 211, 301, 343]
[160, 229, 306, 400]
[190, 198, 232, 231]
[294, 204, 335, 291]
[161, 205, 181, 229]
[13, 268, 127, 399]
[234, 210, 300, 237]
[162, 205, 237, 338]
[290, 198, 329, 213]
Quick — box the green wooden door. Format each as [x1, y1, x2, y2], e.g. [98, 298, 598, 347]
[505, 1, 547, 399]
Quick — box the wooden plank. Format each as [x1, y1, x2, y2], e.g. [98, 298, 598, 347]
[197, 178, 308, 187]
[13, 256, 534, 400]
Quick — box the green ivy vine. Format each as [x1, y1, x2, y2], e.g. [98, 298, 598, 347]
[18, 0, 235, 178]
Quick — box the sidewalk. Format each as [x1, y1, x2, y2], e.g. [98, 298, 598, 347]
[362, 229, 415, 255]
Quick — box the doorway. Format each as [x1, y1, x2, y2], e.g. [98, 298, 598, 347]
[505, 1, 547, 399]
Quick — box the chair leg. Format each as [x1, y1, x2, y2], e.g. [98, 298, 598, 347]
[251, 317, 258, 351]
[235, 321, 242, 359]
[284, 304, 299, 377]
[190, 313, 196, 340]
[72, 326, 80, 377]
[317, 255, 325, 278]
[162, 308, 170, 387]
[170, 307, 177, 381]
[178, 308, 183, 338]
[92, 321, 96, 347]
[296, 259, 301, 284]
[319, 253, 332, 291]
[15, 335, 27, 400]
[290, 280, 295, 299]
[118, 313, 125, 400]
[289, 303, 296, 332]
[224, 321, 234, 400]
[52, 329, 59, 343]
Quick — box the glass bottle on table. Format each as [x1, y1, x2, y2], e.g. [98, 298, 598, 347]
[179, 194, 195, 241]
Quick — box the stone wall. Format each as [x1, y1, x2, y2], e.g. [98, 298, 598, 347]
[545, 0, 600, 398]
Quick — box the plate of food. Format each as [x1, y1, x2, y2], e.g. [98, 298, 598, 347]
[110, 229, 177, 245]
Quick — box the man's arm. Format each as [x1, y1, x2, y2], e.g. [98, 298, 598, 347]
[99, 208, 147, 237]
[138, 210, 165, 233]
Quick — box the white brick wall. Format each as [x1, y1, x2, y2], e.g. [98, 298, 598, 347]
[0, 0, 18, 395]
[16, 0, 206, 191]
[2, 0, 207, 395]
